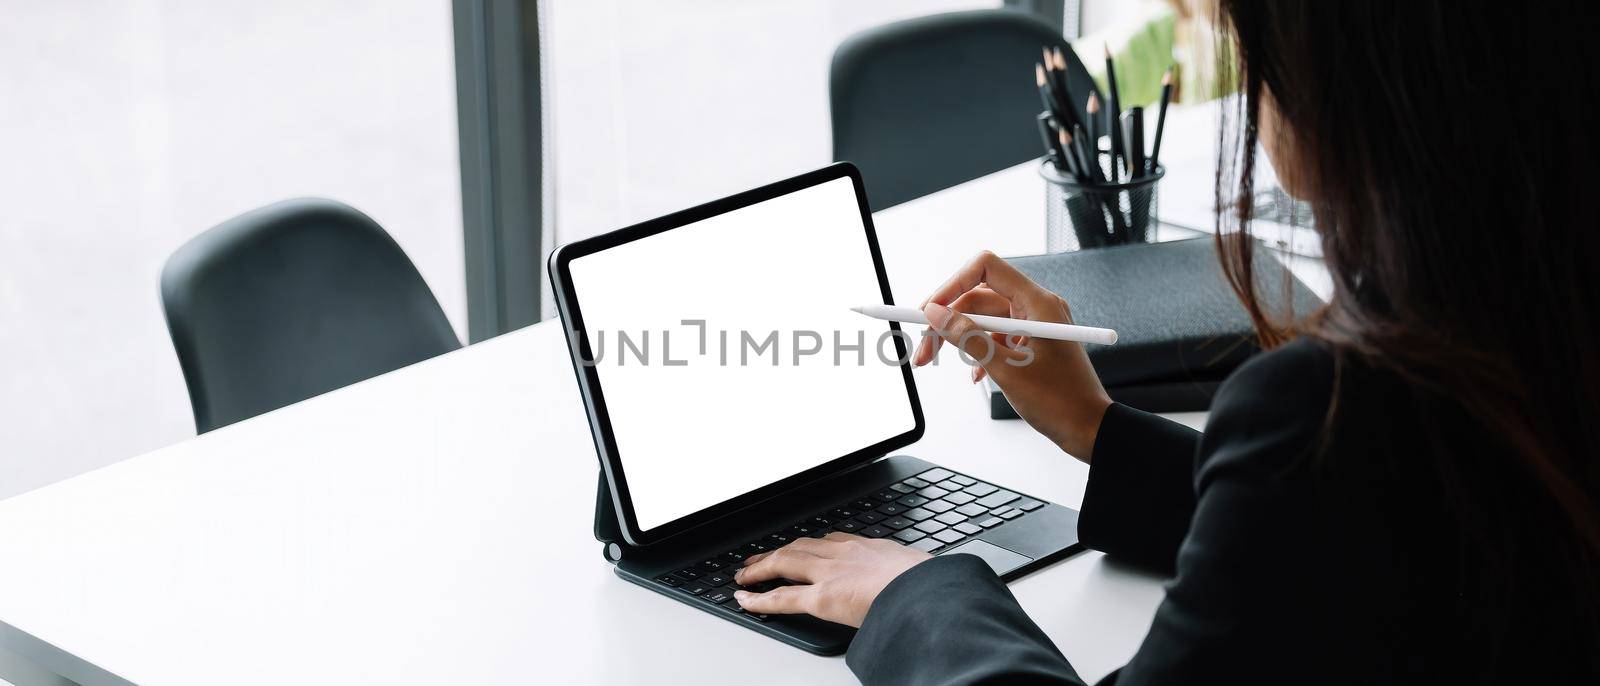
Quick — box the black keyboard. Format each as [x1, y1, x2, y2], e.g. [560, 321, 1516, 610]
[650, 466, 1048, 619]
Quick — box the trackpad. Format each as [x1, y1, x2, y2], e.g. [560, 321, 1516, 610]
[939, 539, 1033, 576]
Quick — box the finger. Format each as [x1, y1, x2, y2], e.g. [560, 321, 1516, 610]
[820, 531, 863, 544]
[923, 251, 1057, 314]
[735, 546, 828, 585]
[739, 537, 825, 569]
[912, 327, 939, 366]
[949, 287, 1013, 318]
[924, 288, 1013, 365]
[924, 303, 1026, 379]
[734, 584, 817, 616]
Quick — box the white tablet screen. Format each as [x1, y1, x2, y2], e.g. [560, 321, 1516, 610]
[567, 176, 917, 532]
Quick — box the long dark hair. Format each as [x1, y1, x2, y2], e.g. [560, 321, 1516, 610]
[1214, 0, 1599, 668]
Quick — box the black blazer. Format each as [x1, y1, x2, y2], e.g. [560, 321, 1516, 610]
[846, 339, 1595, 684]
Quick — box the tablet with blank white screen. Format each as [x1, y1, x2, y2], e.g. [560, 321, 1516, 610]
[551, 164, 922, 545]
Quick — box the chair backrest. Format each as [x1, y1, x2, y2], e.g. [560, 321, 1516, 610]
[830, 9, 1101, 211]
[160, 198, 461, 432]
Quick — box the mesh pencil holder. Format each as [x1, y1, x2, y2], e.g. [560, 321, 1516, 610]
[1041, 161, 1164, 252]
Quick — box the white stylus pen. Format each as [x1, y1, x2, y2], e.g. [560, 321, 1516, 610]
[851, 304, 1118, 346]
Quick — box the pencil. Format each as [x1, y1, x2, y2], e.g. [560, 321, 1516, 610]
[1065, 125, 1097, 184]
[1086, 92, 1101, 175]
[1124, 106, 1145, 178]
[1062, 126, 1094, 182]
[1041, 49, 1081, 133]
[1034, 63, 1056, 115]
[1103, 44, 1124, 182]
[1149, 67, 1174, 173]
[1037, 112, 1072, 175]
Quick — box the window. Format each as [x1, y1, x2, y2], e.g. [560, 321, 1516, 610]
[545, 0, 998, 245]
[0, 2, 462, 498]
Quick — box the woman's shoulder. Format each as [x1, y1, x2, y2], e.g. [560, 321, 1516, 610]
[1212, 338, 1338, 430]
[1198, 338, 1350, 479]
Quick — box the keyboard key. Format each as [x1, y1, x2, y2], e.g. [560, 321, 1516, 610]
[903, 507, 936, 522]
[990, 506, 1017, 517]
[916, 486, 950, 499]
[914, 519, 947, 534]
[680, 582, 711, 595]
[830, 507, 858, 519]
[834, 520, 864, 533]
[889, 482, 916, 494]
[808, 516, 834, 528]
[933, 529, 966, 544]
[877, 502, 907, 516]
[977, 516, 1004, 528]
[789, 524, 821, 537]
[861, 525, 893, 538]
[893, 528, 927, 543]
[918, 468, 954, 482]
[945, 492, 977, 505]
[882, 516, 914, 530]
[964, 483, 998, 497]
[703, 572, 732, 587]
[873, 490, 902, 502]
[721, 551, 748, 564]
[934, 511, 967, 526]
[909, 538, 943, 553]
[902, 477, 931, 489]
[1015, 498, 1045, 511]
[853, 499, 881, 511]
[999, 508, 1023, 520]
[765, 533, 791, 546]
[976, 490, 1020, 508]
[675, 568, 703, 580]
[937, 479, 963, 491]
[739, 610, 771, 622]
[856, 511, 886, 524]
[699, 560, 727, 572]
[742, 542, 770, 555]
[954, 522, 983, 535]
[924, 500, 956, 514]
[701, 588, 736, 604]
[657, 575, 683, 587]
[950, 475, 977, 486]
[956, 502, 989, 517]
[896, 494, 930, 507]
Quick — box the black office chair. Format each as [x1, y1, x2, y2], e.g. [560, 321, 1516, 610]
[161, 198, 462, 433]
[830, 9, 1101, 211]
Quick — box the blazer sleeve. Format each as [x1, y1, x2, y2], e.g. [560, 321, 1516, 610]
[847, 342, 1335, 686]
[847, 553, 1090, 686]
[1076, 403, 1203, 574]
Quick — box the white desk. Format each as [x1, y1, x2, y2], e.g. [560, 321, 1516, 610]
[0, 161, 1323, 685]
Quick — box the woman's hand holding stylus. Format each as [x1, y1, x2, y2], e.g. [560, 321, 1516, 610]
[913, 251, 1111, 462]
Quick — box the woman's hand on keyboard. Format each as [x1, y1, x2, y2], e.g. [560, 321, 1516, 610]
[913, 250, 1111, 462]
[732, 532, 930, 627]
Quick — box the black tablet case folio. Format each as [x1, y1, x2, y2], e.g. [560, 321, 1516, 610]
[984, 237, 1323, 417]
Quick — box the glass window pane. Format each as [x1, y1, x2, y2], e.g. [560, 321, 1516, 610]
[546, 0, 999, 244]
[0, 1, 462, 498]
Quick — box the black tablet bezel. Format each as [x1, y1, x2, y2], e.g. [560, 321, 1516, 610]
[548, 162, 925, 548]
